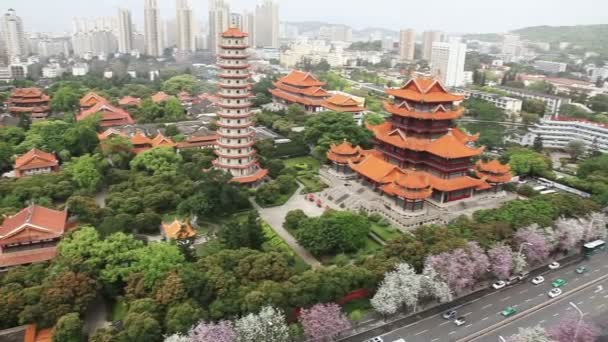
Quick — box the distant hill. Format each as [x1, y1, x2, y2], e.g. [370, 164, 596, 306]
[513, 24, 608, 55]
[284, 22, 397, 38]
[462, 33, 503, 42]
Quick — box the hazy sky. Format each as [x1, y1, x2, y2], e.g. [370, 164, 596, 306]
[3, 0, 607, 34]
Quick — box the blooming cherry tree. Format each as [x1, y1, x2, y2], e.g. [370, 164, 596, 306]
[581, 212, 608, 240]
[299, 303, 351, 341]
[548, 314, 600, 342]
[189, 320, 236, 342]
[514, 224, 550, 265]
[420, 265, 452, 303]
[554, 217, 585, 252]
[164, 334, 190, 342]
[488, 243, 514, 279]
[371, 263, 421, 316]
[234, 306, 290, 342]
[507, 325, 552, 342]
[467, 242, 490, 279]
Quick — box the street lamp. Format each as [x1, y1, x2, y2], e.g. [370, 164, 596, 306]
[515, 242, 533, 274]
[569, 302, 584, 341]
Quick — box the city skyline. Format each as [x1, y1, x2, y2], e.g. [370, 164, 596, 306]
[1, 0, 606, 34]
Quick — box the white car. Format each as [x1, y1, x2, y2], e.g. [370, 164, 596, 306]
[392, 339, 406, 342]
[548, 262, 560, 270]
[548, 288, 562, 298]
[492, 280, 507, 289]
[454, 317, 466, 326]
[531, 276, 545, 285]
[366, 338, 383, 342]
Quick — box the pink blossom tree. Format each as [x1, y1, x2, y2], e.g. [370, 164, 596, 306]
[554, 217, 585, 252]
[467, 242, 490, 279]
[487, 243, 514, 279]
[514, 225, 549, 265]
[299, 303, 351, 341]
[507, 325, 551, 342]
[581, 212, 608, 241]
[189, 320, 236, 342]
[424, 249, 476, 294]
[548, 314, 600, 342]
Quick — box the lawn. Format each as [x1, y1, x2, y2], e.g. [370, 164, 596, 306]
[262, 222, 310, 273]
[370, 224, 401, 242]
[111, 299, 127, 322]
[283, 156, 321, 172]
[297, 174, 328, 194]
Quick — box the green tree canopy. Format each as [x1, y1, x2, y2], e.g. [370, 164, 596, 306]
[130, 147, 182, 176]
[65, 154, 104, 193]
[52, 313, 83, 342]
[161, 75, 200, 95]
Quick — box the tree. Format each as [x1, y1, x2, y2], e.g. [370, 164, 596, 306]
[532, 136, 544, 152]
[303, 111, 373, 153]
[522, 99, 546, 115]
[218, 212, 266, 250]
[487, 243, 514, 279]
[165, 301, 204, 334]
[130, 147, 183, 176]
[121, 312, 162, 342]
[51, 87, 82, 113]
[295, 211, 371, 256]
[99, 136, 133, 169]
[424, 248, 478, 294]
[565, 140, 586, 161]
[189, 320, 236, 342]
[52, 313, 83, 342]
[589, 94, 608, 112]
[65, 196, 105, 225]
[298, 303, 351, 341]
[162, 75, 199, 95]
[163, 334, 190, 342]
[548, 314, 599, 342]
[506, 148, 552, 177]
[283, 210, 307, 231]
[527, 81, 555, 94]
[364, 113, 385, 125]
[130, 243, 185, 290]
[507, 325, 552, 342]
[65, 154, 104, 193]
[371, 263, 422, 316]
[163, 97, 186, 122]
[514, 225, 550, 265]
[234, 306, 290, 342]
[554, 217, 585, 252]
[420, 265, 452, 303]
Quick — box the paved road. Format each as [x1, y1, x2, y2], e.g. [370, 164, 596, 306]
[251, 185, 323, 268]
[378, 253, 608, 342]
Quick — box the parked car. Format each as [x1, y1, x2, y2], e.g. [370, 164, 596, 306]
[442, 310, 457, 320]
[552, 279, 567, 288]
[365, 337, 383, 342]
[548, 288, 562, 298]
[548, 262, 560, 270]
[454, 317, 466, 326]
[501, 307, 518, 317]
[531, 276, 545, 285]
[576, 266, 587, 274]
[492, 280, 507, 289]
[517, 272, 529, 280]
[506, 276, 520, 285]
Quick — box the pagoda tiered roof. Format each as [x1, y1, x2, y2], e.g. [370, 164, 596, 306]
[14, 148, 58, 171]
[222, 27, 248, 38]
[323, 94, 366, 113]
[383, 102, 464, 120]
[79, 92, 108, 109]
[0, 205, 68, 247]
[7, 88, 51, 117]
[386, 78, 464, 103]
[327, 140, 366, 164]
[278, 70, 326, 87]
[475, 160, 513, 184]
[369, 123, 484, 159]
[118, 96, 142, 107]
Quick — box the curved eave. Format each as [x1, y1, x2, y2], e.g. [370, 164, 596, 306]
[383, 102, 463, 120]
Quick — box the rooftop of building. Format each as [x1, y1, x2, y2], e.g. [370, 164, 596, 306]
[14, 148, 58, 170]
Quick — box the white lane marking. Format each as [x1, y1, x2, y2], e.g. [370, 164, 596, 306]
[604, 294, 608, 298]
[482, 304, 493, 310]
[471, 298, 480, 303]
[465, 324, 472, 328]
[440, 321, 450, 326]
[566, 307, 572, 311]
[538, 293, 544, 297]
[513, 304, 519, 308]
[414, 329, 428, 336]
[463, 312, 473, 317]
[590, 295, 596, 299]
[519, 289, 528, 294]
[577, 301, 584, 305]
[574, 278, 580, 281]
[500, 296, 512, 302]
[594, 269, 600, 273]
[539, 320, 546, 324]
[482, 317, 489, 321]
[525, 298, 532, 302]
[431, 339, 440, 342]
[598, 304, 606, 309]
[449, 331, 456, 335]
[553, 313, 560, 317]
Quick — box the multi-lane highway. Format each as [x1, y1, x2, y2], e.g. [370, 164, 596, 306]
[377, 253, 608, 342]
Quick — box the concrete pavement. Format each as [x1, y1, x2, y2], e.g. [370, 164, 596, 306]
[251, 185, 323, 268]
[375, 252, 608, 342]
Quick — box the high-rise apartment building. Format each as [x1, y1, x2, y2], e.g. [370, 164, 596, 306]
[255, 0, 279, 48]
[430, 40, 467, 87]
[399, 29, 415, 61]
[117, 8, 133, 53]
[1, 9, 27, 62]
[72, 16, 119, 57]
[176, 0, 196, 52]
[213, 28, 267, 185]
[241, 10, 255, 46]
[144, 0, 163, 56]
[422, 30, 442, 61]
[209, 0, 230, 54]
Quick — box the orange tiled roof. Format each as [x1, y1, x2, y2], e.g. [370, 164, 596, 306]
[327, 141, 366, 164]
[131, 132, 153, 146]
[151, 91, 170, 103]
[270, 88, 319, 106]
[0, 247, 58, 268]
[381, 181, 433, 200]
[273, 81, 330, 98]
[383, 102, 464, 120]
[162, 219, 197, 240]
[476, 159, 511, 174]
[11, 87, 46, 98]
[278, 70, 326, 87]
[427, 174, 489, 192]
[14, 149, 58, 170]
[79, 92, 108, 108]
[386, 77, 464, 103]
[424, 130, 485, 159]
[97, 128, 127, 140]
[452, 127, 479, 143]
[176, 134, 219, 149]
[232, 168, 268, 184]
[118, 96, 142, 106]
[222, 27, 248, 38]
[151, 133, 176, 148]
[0, 205, 68, 246]
[348, 154, 399, 183]
[76, 102, 135, 127]
[322, 94, 366, 113]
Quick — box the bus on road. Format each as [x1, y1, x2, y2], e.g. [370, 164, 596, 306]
[583, 240, 606, 257]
